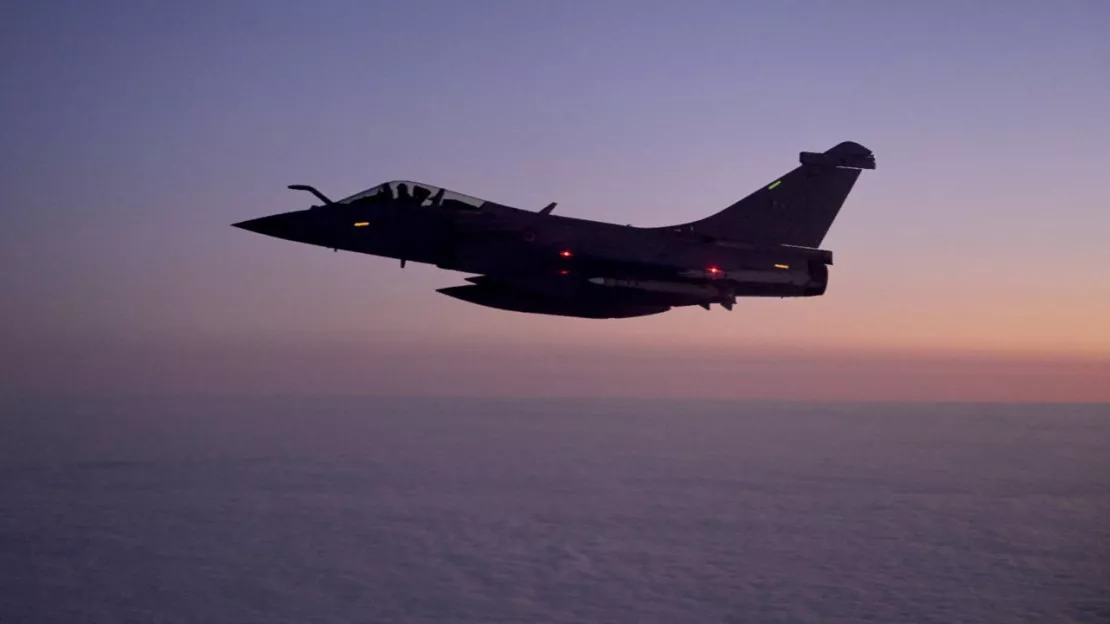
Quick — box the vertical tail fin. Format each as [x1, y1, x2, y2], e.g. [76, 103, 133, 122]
[659, 142, 875, 247]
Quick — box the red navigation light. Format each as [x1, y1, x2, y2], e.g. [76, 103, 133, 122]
[559, 250, 573, 258]
[559, 270, 569, 275]
[707, 266, 721, 274]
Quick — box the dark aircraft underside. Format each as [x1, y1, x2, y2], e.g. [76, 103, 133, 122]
[436, 265, 830, 318]
[437, 283, 672, 319]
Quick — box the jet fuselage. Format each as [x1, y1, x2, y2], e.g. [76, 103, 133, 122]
[233, 142, 874, 318]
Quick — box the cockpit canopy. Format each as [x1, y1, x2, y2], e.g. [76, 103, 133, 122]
[337, 180, 488, 211]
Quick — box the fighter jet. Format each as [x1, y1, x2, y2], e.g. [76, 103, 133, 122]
[233, 141, 874, 318]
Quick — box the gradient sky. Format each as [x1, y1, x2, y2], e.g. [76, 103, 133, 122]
[2, 1, 1108, 401]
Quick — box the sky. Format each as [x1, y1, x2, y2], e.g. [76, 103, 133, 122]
[2, 0, 1108, 401]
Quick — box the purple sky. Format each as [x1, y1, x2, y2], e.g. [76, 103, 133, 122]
[2, 1, 1108, 400]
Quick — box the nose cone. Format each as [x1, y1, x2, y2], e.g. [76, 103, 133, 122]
[231, 215, 272, 234]
[231, 211, 315, 243]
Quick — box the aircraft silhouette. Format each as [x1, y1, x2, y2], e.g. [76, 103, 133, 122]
[233, 141, 874, 318]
